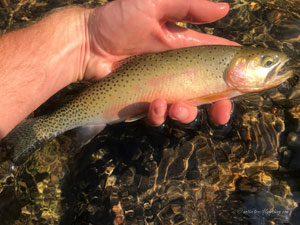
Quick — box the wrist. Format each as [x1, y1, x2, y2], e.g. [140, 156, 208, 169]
[43, 7, 91, 83]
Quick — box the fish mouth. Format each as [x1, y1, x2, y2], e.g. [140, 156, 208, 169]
[265, 58, 293, 86]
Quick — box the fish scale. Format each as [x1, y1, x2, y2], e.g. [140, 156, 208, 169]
[0, 45, 292, 165]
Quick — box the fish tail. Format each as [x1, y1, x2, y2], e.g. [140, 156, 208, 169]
[0, 113, 106, 165]
[0, 116, 53, 165]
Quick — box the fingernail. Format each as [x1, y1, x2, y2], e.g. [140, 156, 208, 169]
[154, 105, 165, 116]
[174, 106, 188, 121]
[218, 2, 229, 10]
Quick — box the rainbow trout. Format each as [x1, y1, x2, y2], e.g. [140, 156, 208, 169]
[0, 46, 293, 165]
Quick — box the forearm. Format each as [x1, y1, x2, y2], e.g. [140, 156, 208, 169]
[0, 7, 89, 138]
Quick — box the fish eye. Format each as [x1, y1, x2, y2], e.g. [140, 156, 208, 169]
[261, 56, 275, 67]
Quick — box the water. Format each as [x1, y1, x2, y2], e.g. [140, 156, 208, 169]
[0, 0, 299, 224]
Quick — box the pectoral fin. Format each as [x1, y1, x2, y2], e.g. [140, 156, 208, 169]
[187, 90, 239, 106]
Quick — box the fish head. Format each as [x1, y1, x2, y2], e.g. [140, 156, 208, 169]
[225, 47, 293, 93]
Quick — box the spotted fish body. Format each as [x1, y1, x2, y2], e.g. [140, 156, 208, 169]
[0, 46, 292, 165]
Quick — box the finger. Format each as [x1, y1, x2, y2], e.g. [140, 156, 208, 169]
[169, 102, 198, 124]
[146, 99, 167, 126]
[164, 22, 240, 48]
[157, 0, 229, 24]
[209, 100, 232, 125]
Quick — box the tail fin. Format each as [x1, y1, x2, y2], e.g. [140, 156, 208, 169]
[0, 117, 49, 165]
[0, 116, 107, 166]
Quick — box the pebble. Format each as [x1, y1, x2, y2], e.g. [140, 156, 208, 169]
[287, 132, 300, 148]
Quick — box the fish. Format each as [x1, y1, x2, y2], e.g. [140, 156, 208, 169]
[0, 45, 293, 165]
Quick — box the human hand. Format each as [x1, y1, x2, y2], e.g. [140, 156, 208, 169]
[84, 0, 236, 126]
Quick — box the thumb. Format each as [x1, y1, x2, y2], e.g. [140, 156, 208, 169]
[156, 0, 230, 24]
[162, 22, 240, 48]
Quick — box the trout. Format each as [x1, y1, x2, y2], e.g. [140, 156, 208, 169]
[0, 46, 293, 165]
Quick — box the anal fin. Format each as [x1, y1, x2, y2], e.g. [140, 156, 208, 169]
[72, 124, 106, 145]
[125, 113, 146, 123]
